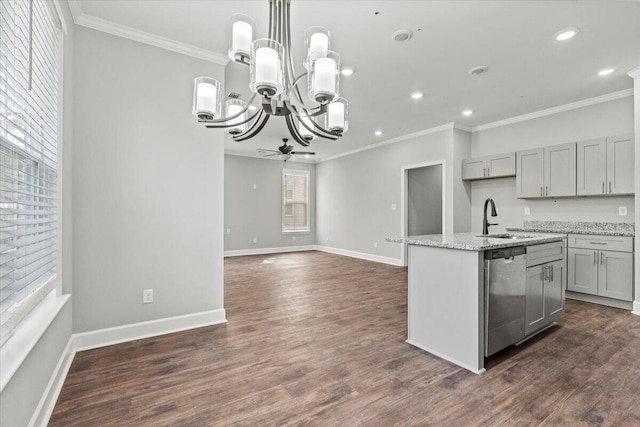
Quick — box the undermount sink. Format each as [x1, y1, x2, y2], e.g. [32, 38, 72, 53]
[477, 233, 536, 240]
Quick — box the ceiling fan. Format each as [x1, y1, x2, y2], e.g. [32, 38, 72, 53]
[257, 138, 316, 162]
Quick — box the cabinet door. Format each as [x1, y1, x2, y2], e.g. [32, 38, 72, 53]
[567, 248, 598, 295]
[545, 143, 576, 197]
[599, 250, 633, 301]
[525, 265, 546, 336]
[462, 158, 487, 180]
[545, 260, 564, 321]
[516, 149, 544, 198]
[606, 134, 634, 195]
[487, 153, 516, 178]
[576, 138, 606, 196]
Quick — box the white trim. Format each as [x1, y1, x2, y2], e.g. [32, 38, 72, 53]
[73, 13, 229, 65]
[315, 246, 403, 266]
[67, 0, 82, 23]
[45, 1, 68, 34]
[29, 336, 75, 427]
[73, 309, 227, 352]
[224, 245, 316, 257]
[628, 66, 640, 79]
[318, 122, 461, 163]
[631, 301, 640, 316]
[406, 339, 485, 375]
[472, 89, 634, 132]
[0, 292, 70, 392]
[400, 160, 446, 266]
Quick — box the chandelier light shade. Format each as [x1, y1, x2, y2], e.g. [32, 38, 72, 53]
[193, 0, 349, 146]
[225, 99, 248, 135]
[228, 14, 255, 63]
[193, 76, 221, 120]
[326, 97, 348, 133]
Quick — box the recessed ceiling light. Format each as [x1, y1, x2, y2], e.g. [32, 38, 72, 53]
[392, 29, 413, 42]
[462, 110, 473, 116]
[598, 68, 615, 76]
[341, 67, 354, 76]
[554, 28, 578, 41]
[411, 92, 423, 100]
[374, 130, 383, 136]
[469, 65, 489, 76]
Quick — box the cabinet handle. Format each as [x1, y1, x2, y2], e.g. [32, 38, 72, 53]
[550, 265, 554, 282]
[602, 182, 605, 194]
[600, 252, 604, 265]
[543, 265, 548, 281]
[540, 186, 543, 196]
[483, 167, 487, 177]
[609, 182, 612, 194]
[594, 251, 597, 264]
[590, 242, 607, 245]
[487, 168, 491, 176]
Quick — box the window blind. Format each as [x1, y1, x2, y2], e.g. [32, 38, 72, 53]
[282, 170, 309, 232]
[0, 0, 59, 347]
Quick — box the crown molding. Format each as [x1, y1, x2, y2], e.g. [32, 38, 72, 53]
[67, 0, 82, 23]
[69, 8, 228, 65]
[472, 89, 634, 132]
[628, 65, 640, 79]
[318, 122, 461, 163]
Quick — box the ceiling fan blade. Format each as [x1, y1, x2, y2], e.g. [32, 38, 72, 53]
[257, 149, 279, 153]
[263, 153, 280, 157]
[291, 151, 316, 155]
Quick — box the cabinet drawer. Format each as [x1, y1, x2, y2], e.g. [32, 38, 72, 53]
[526, 241, 565, 267]
[568, 234, 633, 252]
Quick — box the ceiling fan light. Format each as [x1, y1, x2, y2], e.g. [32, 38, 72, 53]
[326, 97, 348, 133]
[304, 26, 330, 70]
[225, 99, 248, 135]
[193, 76, 221, 120]
[308, 50, 340, 104]
[299, 115, 317, 141]
[250, 39, 284, 97]
[228, 14, 255, 63]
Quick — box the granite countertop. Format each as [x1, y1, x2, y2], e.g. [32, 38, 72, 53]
[386, 232, 566, 252]
[506, 221, 634, 237]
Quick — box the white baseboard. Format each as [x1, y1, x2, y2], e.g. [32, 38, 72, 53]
[35, 308, 226, 426]
[73, 308, 226, 352]
[224, 245, 316, 257]
[315, 245, 403, 266]
[633, 301, 640, 316]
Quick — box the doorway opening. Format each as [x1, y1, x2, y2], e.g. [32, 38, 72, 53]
[401, 161, 446, 266]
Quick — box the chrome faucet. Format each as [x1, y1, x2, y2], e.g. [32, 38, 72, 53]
[482, 198, 498, 235]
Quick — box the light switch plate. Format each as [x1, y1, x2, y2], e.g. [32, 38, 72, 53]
[619, 206, 627, 216]
[253, 184, 257, 190]
[524, 207, 531, 216]
[391, 204, 397, 211]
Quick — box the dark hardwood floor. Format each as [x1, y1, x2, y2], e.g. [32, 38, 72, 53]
[50, 251, 640, 426]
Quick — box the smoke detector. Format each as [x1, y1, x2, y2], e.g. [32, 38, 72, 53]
[392, 29, 413, 42]
[469, 66, 489, 76]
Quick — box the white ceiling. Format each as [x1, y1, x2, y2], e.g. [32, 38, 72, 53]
[72, 1, 640, 161]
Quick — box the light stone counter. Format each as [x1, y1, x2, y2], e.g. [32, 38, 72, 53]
[387, 232, 565, 251]
[507, 221, 634, 237]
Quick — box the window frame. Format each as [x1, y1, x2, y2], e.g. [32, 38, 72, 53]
[281, 169, 310, 234]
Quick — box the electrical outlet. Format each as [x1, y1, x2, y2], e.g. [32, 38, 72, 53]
[292, 236, 296, 241]
[391, 204, 397, 211]
[143, 289, 153, 304]
[373, 242, 378, 248]
[253, 184, 257, 190]
[619, 206, 628, 216]
[524, 207, 531, 216]
[253, 237, 257, 244]
[226, 228, 231, 234]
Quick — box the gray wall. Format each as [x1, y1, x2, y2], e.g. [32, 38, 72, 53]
[72, 26, 225, 332]
[470, 97, 635, 233]
[0, 3, 74, 426]
[316, 128, 471, 262]
[224, 155, 316, 252]
[408, 165, 443, 236]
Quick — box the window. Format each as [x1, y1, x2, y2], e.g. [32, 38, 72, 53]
[282, 169, 309, 233]
[0, 0, 60, 347]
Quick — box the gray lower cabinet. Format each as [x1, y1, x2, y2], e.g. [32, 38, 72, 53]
[525, 259, 564, 336]
[567, 234, 633, 302]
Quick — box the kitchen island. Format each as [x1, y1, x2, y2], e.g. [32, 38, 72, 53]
[388, 232, 566, 374]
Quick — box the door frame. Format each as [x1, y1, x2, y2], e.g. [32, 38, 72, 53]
[400, 160, 446, 266]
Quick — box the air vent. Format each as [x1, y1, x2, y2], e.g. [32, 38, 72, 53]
[227, 92, 241, 99]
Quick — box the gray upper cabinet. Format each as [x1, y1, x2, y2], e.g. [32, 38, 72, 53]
[462, 152, 515, 180]
[516, 143, 576, 198]
[577, 134, 634, 195]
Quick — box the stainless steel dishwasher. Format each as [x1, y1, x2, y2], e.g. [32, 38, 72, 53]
[484, 246, 526, 357]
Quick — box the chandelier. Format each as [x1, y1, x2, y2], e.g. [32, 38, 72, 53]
[191, 0, 349, 146]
